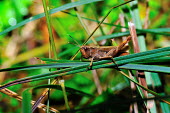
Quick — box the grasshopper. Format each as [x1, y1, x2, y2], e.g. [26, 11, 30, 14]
[80, 36, 131, 67]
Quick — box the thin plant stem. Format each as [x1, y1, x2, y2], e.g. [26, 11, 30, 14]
[59, 80, 70, 111]
[119, 70, 170, 105]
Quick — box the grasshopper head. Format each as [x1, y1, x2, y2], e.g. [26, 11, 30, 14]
[80, 46, 91, 59]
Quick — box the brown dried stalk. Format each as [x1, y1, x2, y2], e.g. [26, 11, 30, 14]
[0, 85, 59, 113]
[128, 22, 148, 97]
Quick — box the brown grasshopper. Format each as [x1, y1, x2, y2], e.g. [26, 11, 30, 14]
[80, 36, 131, 67]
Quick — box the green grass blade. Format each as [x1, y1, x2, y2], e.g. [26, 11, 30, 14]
[160, 101, 170, 113]
[119, 64, 170, 73]
[1, 56, 170, 72]
[0, 62, 88, 72]
[136, 57, 170, 64]
[0, 46, 170, 73]
[1, 47, 170, 72]
[1, 47, 170, 89]
[39, 58, 81, 62]
[0, 0, 103, 35]
[42, 0, 57, 59]
[22, 89, 32, 113]
[90, 28, 170, 43]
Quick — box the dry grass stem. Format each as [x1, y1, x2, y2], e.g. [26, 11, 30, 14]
[92, 70, 103, 95]
[0, 85, 59, 113]
[128, 22, 148, 98]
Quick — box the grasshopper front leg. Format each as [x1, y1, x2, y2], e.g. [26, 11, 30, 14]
[89, 57, 94, 68]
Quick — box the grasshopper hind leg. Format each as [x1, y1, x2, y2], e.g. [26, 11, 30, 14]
[99, 56, 120, 70]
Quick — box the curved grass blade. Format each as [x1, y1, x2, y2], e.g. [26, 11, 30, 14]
[0, 0, 103, 35]
[134, 57, 170, 64]
[0, 46, 170, 72]
[91, 29, 170, 43]
[1, 56, 170, 73]
[1, 47, 170, 89]
[0, 62, 88, 72]
[119, 64, 170, 73]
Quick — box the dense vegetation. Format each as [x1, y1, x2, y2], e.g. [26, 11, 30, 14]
[0, 0, 170, 113]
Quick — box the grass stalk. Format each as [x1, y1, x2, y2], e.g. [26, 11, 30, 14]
[130, 1, 157, 112]
[60, 80, 70, 111]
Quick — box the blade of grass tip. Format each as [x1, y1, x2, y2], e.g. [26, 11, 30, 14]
[57, 77, 70, 111]
[70, 0, 135, 60]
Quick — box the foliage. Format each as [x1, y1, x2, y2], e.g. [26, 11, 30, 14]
[0, 0, 170, 113]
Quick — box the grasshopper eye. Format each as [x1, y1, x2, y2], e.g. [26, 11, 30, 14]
[81, 46, 87, 50]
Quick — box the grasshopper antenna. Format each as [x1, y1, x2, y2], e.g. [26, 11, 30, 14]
[68, 35, 81, 47]
[70, 0, 135, 60]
